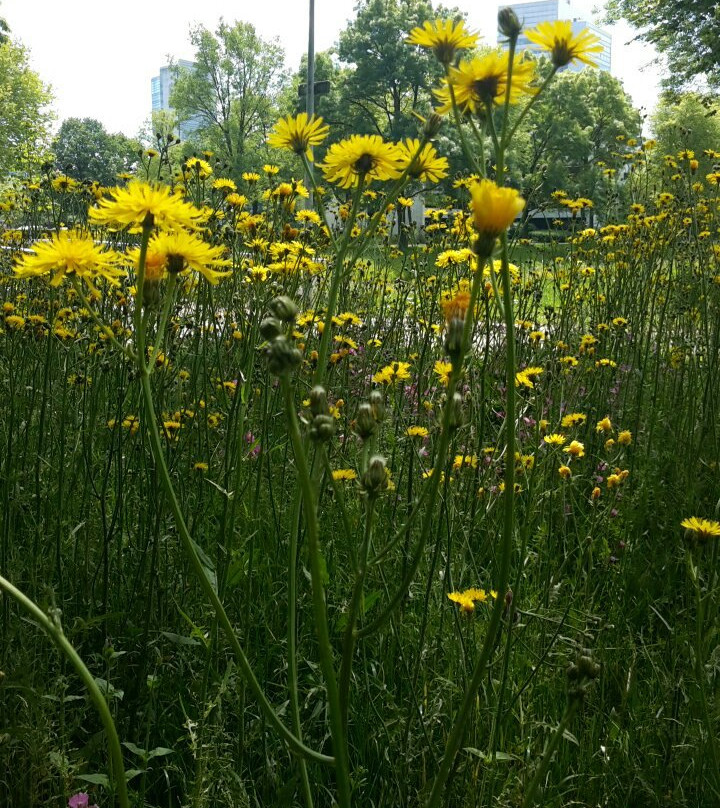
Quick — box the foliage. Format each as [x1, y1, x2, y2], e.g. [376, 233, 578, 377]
[652, 91, 720, 165]
[604, 0, 720, 88]
[510, 66, 642, 213]
[0, 37, 52, 179]
[170, 20, 288, 176]
[52, 118, 140, 186]
[337, 0, 461, 139]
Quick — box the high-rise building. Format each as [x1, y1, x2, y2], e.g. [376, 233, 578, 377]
[150, 60, 201, 141]
[498, 1, 612, 73]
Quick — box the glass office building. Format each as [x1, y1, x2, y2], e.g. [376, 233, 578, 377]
[499, 1, 612, 73]
[150, 60, 201, 141]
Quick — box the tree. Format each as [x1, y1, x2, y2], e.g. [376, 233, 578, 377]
[170, 20, 288, 175]
[52, 118, 140, 185]
[336, 0, 463, 140]
[0, 38, 53, 178]
[509, 67, 642, 213]
[652, 92, 720, 161]
[604, 0, 720, 89]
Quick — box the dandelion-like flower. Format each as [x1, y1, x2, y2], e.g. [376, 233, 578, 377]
[524, 20, 602, 68]
[14, 230, 125, 290]
[406, 18, 479, 64]
[268, 113, 330, 160]
[469, 179, 524, 252]
[321, 135, 403, 189]
[434, 51, 535, 114]
[89, 181, 206, 230]
[397, 139, 449, 183]
[681, 517, 720, 543]
[130, 230, 232, 285]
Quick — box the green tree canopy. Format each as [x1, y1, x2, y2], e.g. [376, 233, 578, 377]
[604, 0, 720, 89]
[170, 20, 288, 175]
[509, 66, 642, 213]
[0, 37, 53, 179]
[52, 117, 140, 185]
[336, 0, 463, 140]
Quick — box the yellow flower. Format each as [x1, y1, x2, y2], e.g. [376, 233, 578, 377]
[433, 360, 452, 386]
[14, 230, 125, 289]
[89, 181, 206, 230]
[558, 465, 572, 479]
[397, 139, 449, 183]
[193, 462, 209, 473]
[543, 433, 565, 446]
[681, 517, 720, 543]
[268, 113, 330, 159]
[617, 430, 632, 446]
[332, 468, 358, 481]
[564, 440, 585, 458]
[372, 361, 411, 384]
[447, 591, 475, 613]
[185, 157, 213, 178]
[561, 412, 586, 428]
[469, 179, 524, 238]
[406, 426, 429, 438]
[406, 18, 478, 64]
[213, 177, 237, 192]
[321, 135, 403, 189]
[131, 231, 232, 285]
[435, 51, 535, 114]
[596, 417, 612, 433]
[525, 20, 602, 68]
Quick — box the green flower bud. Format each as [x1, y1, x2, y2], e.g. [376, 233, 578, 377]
[309, 385, 329, 416]
[498, 7, 522, 41]
[369, 389, 385, 422]
[260, 316, 283, 341]
[444, 316, 465, 360]
[361, 455, 388, 496]
[310, 413, 335, 442]
[269, 295, 299, 323]
[266, 336, 302, 376]
[355, 402, 376, 440]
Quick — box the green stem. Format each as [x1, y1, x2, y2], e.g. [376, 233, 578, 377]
[280, 376, 352, 807]
[0, 575, 130, 808]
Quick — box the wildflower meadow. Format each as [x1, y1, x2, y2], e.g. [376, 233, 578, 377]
[0, 7, 719, 808]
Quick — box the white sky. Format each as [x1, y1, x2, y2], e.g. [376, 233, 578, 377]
[3, 0, 661, 138]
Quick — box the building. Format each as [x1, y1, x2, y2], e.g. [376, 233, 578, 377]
[498, 1, 612, 73]
[150, 60, 201, 141]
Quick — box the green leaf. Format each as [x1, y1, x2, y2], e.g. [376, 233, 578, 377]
[122, 741, 147, 758]
[77, 773, 110, 787]
[147, 746, 174, 760]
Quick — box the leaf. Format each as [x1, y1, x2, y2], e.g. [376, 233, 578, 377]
[562, 729, 580, 746]
[77, 773, 110, 787]
[147, 746, 174, 760]
[190, 538, 217, 592]
[160, 631, 202, 647]
[463, 747, 518, 762]
[122, 741, 147, 758]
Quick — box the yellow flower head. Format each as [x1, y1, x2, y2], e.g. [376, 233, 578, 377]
[89, 181, 206, 230]
[406, 18, 479, 64]
[397, 139, 449, 183]
[14, 230, 125, 290]
[525, 20, 602, 68]
[681, 517, 720, 544]
[268, 113, 330, 160]
[321, 135, 403, 189]
[469, 179, 524, 239]
[564, 440, 585, 458]
[131, 230, 232, 286]
[184, 157, 213, 178]
[332, 468, 358, 482]
[447, 591, 476, 613]
[406, 426, 429, 438]
[435, 50, 535, 114]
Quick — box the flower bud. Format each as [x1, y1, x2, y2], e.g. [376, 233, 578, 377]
[369, 389, 385, 422]
[266, 336, 302, 376]
[448, 392, 464, 430]
[444, 316, 465, 360]
[355, 402, 376, 440]
[309, 385, 329, 416]
[498, 7, 522, 41]
[269, 295, 299, 323]
[260, 316, 283, 341]
[143, 279, 162, 309]
[423, 113, 443, 140]
[310, 413, 335, 442]
[361, 455, 389, 496]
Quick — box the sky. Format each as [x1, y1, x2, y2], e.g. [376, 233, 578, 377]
[3, 0, 662, 139]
